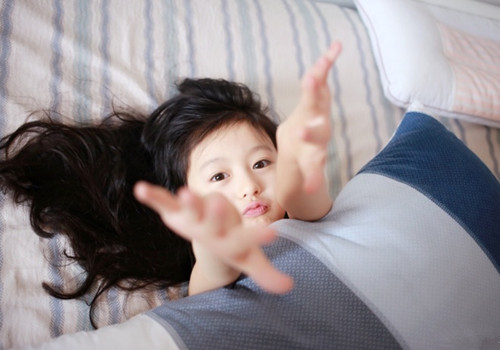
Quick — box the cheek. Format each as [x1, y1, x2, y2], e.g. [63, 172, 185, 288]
[274, 205, 286, 222]
[186, 168, 213, 197]
[186, 179, 205, 196]
[263, 169, 278, 195]
[263, 171, 285, 220]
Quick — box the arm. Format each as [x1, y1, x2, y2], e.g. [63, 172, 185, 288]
[276, 42, 342, 221]
[134, 182, 293, 295]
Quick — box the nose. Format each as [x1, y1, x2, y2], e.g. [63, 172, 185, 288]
[239, 171, 261, 199]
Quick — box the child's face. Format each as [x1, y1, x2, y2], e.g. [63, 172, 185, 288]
[187, 122, 285, 227]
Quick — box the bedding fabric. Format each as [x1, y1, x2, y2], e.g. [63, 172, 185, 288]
[2, 0, 500, 348]
[355, 0, 500, 127]
[24, 111, 500, 349]
[1, 1, 408, 347]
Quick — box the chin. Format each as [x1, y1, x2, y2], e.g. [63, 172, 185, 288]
[243, 216, 274, 228]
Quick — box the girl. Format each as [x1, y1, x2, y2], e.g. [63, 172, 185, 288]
[0, 42, 341, 323]
[136, 42, 341, 296]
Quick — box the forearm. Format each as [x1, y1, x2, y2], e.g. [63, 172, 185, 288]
[276, 152, 332, 221]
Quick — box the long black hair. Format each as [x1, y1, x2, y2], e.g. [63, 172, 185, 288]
[0, 78, 277, 327]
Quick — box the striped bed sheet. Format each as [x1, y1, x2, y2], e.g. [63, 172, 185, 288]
[0, 0, 499, 348]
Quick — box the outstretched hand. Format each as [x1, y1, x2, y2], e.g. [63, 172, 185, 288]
[134, 181, 293, 295]
[278, 42, 342, 193]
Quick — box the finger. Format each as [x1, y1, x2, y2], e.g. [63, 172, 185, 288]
[240, 249, 294, 294]
[134, 181, 181, 213]
[307, 42, 342, 87]
[254, 226, 277, 245]
[326, 41, 342, 65]
[178, 187, 205, 222]
[313, 56, 334, 85]
[300, 44, 341, 108]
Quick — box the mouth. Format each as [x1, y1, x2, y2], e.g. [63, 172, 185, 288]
[242, 201, 269, 218]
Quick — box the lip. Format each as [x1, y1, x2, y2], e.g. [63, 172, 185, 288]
[242, 201, 269, 218]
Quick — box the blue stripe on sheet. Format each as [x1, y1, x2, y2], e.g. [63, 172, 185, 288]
[163, 0, 179, 98]
[360, 112, 500, 273]
[282, 0, 305, 79]
[292, 0, 320, 58]
[76, 284, 92, 331]
[107, 287, 120, 325]
[50, 0, 63, 115]
[183, 0, 196, 77]
[73, 1, 92, 122]
[0, 2, 14, 342]
[66, 0, 91, 333]
[453, 119, 466, 145]
[439, 115, 452, 131]
[74, 271, 92, 330]
[0, 0, 13, 130]
[380, 88, 398, 138]
[252, 0, 276, 114]
[236, 0, 258, 91]
[48, 238, 64, 337]
[343, 8, 382, 153]
[144, 0, 157, 107]
[312, 5, 353, 180]
[309, 1, 343, 197]
[99, 0, 111, 114]
[98, 2, 119, 326]
[222, 0, 235, 81]
[0, 0, 12, 131]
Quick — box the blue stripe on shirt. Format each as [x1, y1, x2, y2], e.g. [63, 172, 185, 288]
[360, 112, 500, 273]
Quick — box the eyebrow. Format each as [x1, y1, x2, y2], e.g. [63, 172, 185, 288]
[199, 144, 275, 171]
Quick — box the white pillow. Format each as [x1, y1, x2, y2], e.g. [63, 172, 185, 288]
[355, 0, 500, 127]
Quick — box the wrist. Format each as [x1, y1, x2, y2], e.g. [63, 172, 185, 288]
[188, 241, 241, 295]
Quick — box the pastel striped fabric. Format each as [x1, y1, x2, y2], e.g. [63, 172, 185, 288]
[439, 23, 500, 122]
[356, 0, 500, 129]
[0, 1, 499, 349]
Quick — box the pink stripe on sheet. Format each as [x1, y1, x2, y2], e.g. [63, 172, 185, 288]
[439, 23, 500, 122]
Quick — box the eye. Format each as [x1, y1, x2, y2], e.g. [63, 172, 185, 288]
[210, 172, 228, 182]
[253, 159, 271, 169]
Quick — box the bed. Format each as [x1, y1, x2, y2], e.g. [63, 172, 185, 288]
[1, 0, 499, 349]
